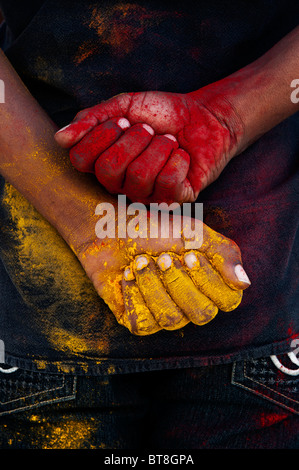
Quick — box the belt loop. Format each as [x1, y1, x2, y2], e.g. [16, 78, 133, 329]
[0, 339, 18, 373]
[270, 354, 299, 376]
[0, 366, 19, 374]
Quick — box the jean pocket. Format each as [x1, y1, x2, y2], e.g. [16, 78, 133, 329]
[0, 368, 76, 417]
[232, 355, 299, 415]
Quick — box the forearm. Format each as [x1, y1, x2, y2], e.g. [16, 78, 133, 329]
[190, 26, 299, 153]
[0, 50, 116, 251]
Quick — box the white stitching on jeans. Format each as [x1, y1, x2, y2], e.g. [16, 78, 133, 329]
[1, 375, 66, 405]
[0, 377, 77, 416]
[243, 361, 299, 403]
[231, 363, 299, 414]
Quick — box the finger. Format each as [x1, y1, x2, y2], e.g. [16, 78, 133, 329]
[183, 251, 243, 312]
[199, 224, 251, 291]
[178, 118, 229, 196]
[133, 255, 189, 330]
[122, 266, 161, 335]
[55, 112, 99, 148]
[97, 273, 127, 328]
[69, 118, 131, 172]
[94, 123, 154, 193]
[123, 134, 178, 202]
[152, 148, 191, 204]
[54, 94, 133, 148]
[156, 252, 218, 326]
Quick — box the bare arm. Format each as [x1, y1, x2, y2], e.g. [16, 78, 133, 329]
[0, 49, 116, 252]
[190, 25, 299, 152]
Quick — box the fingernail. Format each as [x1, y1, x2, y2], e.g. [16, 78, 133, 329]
[135, 255, 149, 271]
[56, 124, 71, 134]
[184, 252, 199, 269]
[142, 123, 154, 135]
[163, 134, 177, 142]
[157, 253, 172, 271]
[235, 264, 251, 285]
[117, 118, 131, 130]
[124, 267, 135, 281]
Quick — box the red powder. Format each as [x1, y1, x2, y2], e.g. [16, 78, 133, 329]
[257, 411, 288, 428]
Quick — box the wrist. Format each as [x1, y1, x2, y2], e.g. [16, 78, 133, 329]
[187, 77, 247, 158]
[40, 159, 120, 254]
[189, 26, 299, 156]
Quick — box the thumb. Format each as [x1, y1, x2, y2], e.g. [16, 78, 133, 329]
[200, 224, 251, 291]
[54, 93, 133, 148]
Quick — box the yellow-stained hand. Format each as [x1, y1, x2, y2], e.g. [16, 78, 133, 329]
[121, 250, 245, 336]
[77, 214, 251, 336]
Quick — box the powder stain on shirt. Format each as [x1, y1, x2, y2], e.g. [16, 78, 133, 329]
[33, 56, 65, 90]
[41, 417, 98, 449]
[0, 182, 114, 357]
[86, 3, 182, 57]
[16, 414, 99, 449]
[74, 40, 98, 65]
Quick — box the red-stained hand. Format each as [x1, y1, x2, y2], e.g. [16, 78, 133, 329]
[55, 91, 244, 204]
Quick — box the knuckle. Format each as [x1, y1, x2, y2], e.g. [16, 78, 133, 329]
[175, 147, 190, 160]
[195, 303, 218, 325]
[94, 160, 106, 177]
[156, 171, 176, 188]
[69, 151, 82, 169]
[95, 163, 117, 189]
[95, 154, 115, 175]
[74, 108, 93, 121]
[126, 165, 145, 186]
[69, 149, 89, 172]
[218, 234, 242, 258]
[220, 290, 243, 312]
[228, 239, 242, 258]
[132, 321, 160, 336]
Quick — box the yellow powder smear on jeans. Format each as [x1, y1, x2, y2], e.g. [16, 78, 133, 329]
[5, 413, 100, 449]
[48, 328, 93, 355]
[40, 417, 98, 449]
[1, 182, 113, 356]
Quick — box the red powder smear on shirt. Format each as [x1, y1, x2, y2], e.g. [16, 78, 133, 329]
[87, 4, 182, 57]
[74, 40, 98, 65]
[257, 411, 289, 428]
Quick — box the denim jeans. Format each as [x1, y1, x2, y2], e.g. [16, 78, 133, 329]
[0, 355, 298, 449]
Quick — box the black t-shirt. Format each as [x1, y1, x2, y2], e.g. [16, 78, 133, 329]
[0, 0, 298, 375]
